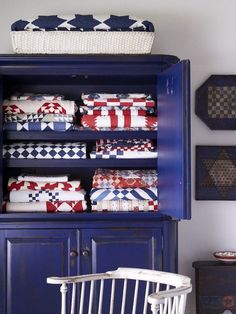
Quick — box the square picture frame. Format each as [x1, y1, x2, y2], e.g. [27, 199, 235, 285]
[196, 145, 236, 200]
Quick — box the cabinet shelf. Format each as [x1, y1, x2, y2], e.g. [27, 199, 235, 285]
[0, 211, 167, 222]
[4, 130, 157, 141]
[4, 158, 157, 168]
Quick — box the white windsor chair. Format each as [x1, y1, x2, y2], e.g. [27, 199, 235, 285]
[47, 267, 192, 314]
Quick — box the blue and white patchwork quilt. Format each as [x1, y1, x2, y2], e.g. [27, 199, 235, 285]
[11, 15, 154, 32]
[3, 142, 86, 159]
[3, 122, 74, 131]
[90, 187, 157, 201]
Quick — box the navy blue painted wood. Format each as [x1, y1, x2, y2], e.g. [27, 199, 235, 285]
[82, 227, 162, 313]
[0, 54, 190, 314]
[0, 55, 179, 76]
[158, 60, 191, 220]
[4, 158, 157, 168]
[0, 76, 3, 207]
[0, 219, 176, 314]
[4, 130, 157, 141]
[0, 211, 167, 222]
[1, 229, 78, 314]
[82, 228, 162, 274]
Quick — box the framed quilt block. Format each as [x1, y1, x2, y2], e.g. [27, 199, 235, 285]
[196, 75, 236, 129]
[196, 146, 236, 200]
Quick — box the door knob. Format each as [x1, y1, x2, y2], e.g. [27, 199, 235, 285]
[81, 249, 90, 257]
[70, 250, 78, 257]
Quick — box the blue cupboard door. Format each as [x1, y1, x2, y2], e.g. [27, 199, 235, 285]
[0, 229, 78, 314]
[81, 228, 162, 314]
[158, 60, 191, 220]
[81, 228, 162, 274]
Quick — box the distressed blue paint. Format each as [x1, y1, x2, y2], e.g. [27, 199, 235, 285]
[158, 60, 191, 220]
[82, 227, 163, 313]
[4, 158, 157, 168]
[3, 229, 78, 314]
[4, 130, 157, 141]
[0, 54, 190, 314]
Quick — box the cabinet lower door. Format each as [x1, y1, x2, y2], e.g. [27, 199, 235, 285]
[81, 228, 162, 314]
[0, 229, 78, 314]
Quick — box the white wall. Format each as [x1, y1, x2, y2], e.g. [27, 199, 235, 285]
[1, 1, 236, 313]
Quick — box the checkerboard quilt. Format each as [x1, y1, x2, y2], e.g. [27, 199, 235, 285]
[3, 142, 86, 159]
[90, 150, 157, 159]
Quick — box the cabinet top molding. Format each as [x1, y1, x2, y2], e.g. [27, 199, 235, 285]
[0, 54, 181, 75]
[0, 54, 179, 63]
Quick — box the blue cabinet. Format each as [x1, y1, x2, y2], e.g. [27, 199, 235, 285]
[0, 55, 190, 314]
[81, 228, 163, 274]
[0, 228, 78, 314]
[0, 220, 177, 314]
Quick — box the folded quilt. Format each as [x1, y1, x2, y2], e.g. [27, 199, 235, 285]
[81, 115, 157, 130]
[82, 127, 157, 131]
[96, 139, 155, 152]
[3, 122, 74, 131]
[18, 174, 69, 182]
[91, 200, 158, 212]
[82, 98, 155, 108]
[4, 113, 74, 123]
[90, 150, 157, 159]
[3, 100, 76, 115]
[82, 93, 152, 100]
[8, 178, 81, 192]
[9, 189, 86, 202]
[5, 201, 87, 212]
[9, 94, 65, 101]
[11, 15, 154, 32]
[92, 169, 158, 189]
[79, 106, 154, 116]
[90, 187, 157, 201]
[3, 142, 86, 159]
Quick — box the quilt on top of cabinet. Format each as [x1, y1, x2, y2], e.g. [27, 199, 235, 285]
[80, 93, 157, 130]
[5, 174, 87, 212]
[196, 75, 236, 129]
[11, 15, 154, 32]
[3, 94, 77, 131]
[10, 15, 154, 55]
[196, 146, 236, 200]
[91, 169, 158, 211]
[3, 142, 86, 159]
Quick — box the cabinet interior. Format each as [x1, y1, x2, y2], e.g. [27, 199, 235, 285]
[1, 73, 158, 214]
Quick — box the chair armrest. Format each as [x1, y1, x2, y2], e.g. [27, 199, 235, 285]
[47, 273, 111, 285]
[148, 284, 192, 305]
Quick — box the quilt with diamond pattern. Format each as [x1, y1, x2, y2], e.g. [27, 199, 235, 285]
[3, 142, 86, 159]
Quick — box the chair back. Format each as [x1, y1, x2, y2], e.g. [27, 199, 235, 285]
[47, 267, 192, 314]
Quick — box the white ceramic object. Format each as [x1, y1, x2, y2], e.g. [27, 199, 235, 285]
[213, 251, 236, 263]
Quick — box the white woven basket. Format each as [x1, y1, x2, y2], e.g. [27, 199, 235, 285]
[11, 31, 154, 54]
